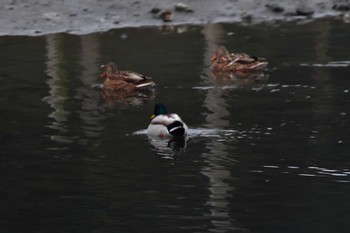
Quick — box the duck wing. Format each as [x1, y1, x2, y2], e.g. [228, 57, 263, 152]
[118, 71, 150, 82]
[119, 71, 155, 88]
[232, 53, 267, 64]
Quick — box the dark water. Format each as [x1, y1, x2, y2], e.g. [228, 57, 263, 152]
[1, 18, 350, 233]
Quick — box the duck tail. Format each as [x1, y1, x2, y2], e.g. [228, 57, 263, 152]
[249, 62, 268, 70]
[135, 80, 156, 89]
[167, 121, 185, 136]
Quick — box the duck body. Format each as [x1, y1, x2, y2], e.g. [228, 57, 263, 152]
[147, 103, 188, 139]
[100, 62, 155, 93]
[210, 46, 268, 73]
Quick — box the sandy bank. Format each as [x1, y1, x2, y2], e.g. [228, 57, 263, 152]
[1, 0, 349, 36]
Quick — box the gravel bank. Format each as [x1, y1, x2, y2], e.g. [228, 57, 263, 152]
[1, 0, 350, 36]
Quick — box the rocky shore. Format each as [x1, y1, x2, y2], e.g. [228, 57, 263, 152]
[1, 0, 350, 36]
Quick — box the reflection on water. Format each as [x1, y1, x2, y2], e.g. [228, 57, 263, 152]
[300, 61, 350, 67]
[43, 35, 71, 141]
[76, 34, 104, 146]
[134, 128, 238, 159]
[43, 34, 105, 147]
[1, 18, 350, 233]
[200, 24, 241, 232]
[102, 89, 155, 107]
[148, 137, 187, 159]
[210, 70, 269, 86]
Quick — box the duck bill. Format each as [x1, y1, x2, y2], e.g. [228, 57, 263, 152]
[210, 55, 217, 62]
[151, 114, 155, 119]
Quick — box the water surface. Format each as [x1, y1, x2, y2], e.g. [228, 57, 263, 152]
[1, 18, 350, 233]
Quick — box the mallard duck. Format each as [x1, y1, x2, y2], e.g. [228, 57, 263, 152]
[147, 103, 188, 139]
[100, 62, 155, 92]
[210, 46, 268, 72]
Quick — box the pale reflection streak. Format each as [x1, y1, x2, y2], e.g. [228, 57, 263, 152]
[309, 20, 336, 146]
[200, 25, 244, 232]
[44, 34, 103, 146]
[76, 34, 104, 145]
[43, 35, 71, 142]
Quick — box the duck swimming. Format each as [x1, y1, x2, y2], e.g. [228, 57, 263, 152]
[210, 46, 268, 73]
[147, 103, 188, 139]
[100, 62, 155, 93]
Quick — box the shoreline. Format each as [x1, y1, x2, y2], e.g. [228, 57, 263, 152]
[1, 0, 349, 36]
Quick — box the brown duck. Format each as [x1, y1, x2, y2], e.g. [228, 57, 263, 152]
[210, 46, 267, 72]
[100, 62, 155, 93]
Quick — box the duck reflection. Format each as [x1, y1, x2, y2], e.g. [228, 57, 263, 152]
[211, 70, 268, 86]
[147, 135, 187, 159]
[102, 89, 155, 107]
[101, 86, 155, 107]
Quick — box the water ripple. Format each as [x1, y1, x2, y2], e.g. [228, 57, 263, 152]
[261, 164, 350, 182]
[300, 61, 350, 67]
[133, 128, 237, 138]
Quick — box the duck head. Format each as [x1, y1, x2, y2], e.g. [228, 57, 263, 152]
[100, 62, 118, 79]
[151, 103, 168, 118]
[210, 46, 230, 62]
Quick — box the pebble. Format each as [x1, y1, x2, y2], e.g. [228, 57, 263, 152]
[241, 13, 253, 20]
[174, 3, 193, 12]
[296, 5, 314, 16]
[333, 4, 350, 11]
[150, 8, 161, 14]
[175, 3, 187, 12]
[160, 10, 173, 22]
[344, 12, 350, 23]
[265, 4, 285, 13]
